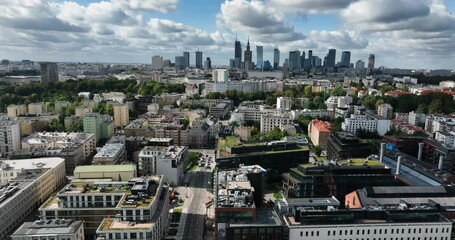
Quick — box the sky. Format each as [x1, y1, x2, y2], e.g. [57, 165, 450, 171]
[1, 0, 455, 69]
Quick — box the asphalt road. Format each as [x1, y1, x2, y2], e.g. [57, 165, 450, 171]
[182, 150, 214, 240]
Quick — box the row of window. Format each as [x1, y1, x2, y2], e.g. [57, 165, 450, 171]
[301, 227, 451, 237]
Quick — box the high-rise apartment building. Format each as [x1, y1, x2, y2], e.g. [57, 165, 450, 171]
[378, 103, 393, 119]
[273, 48, 280, 70]
[28, 102, 46, 115]
[7, 104, 27, 117]
[0, 119, 21, 155]
[340, 51, 351, 67]
[40, 62, 58, 84]
[195, 51, 203, 69]
[256, 45, 263, 70]
[151, 55, 163, 70]
[113, 103, 129, 128]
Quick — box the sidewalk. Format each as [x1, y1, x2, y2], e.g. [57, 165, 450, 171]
[173, 186, 192, 240]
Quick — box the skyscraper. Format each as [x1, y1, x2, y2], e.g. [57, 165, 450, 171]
[288, 51, 301, 72]
[175, 56, 185, 70]
[355, 60, 365, 70]
[183, 52, 190, 69]
[308, 50, 313, 67]
[151, 55, 163, 70]
[244, 38, 252, 62]
[273, 48, 280, 70]
[204, 57, 212, 70]
[40, 62, 58, 84]
[234, 39, 242, 68]
[256, 45, 263, 70]
[368, 54, 375, 69]
[324, 49, 336, 68]
[341, 51, 351, 67]
[195, 51, 203, 69]
[300, 51, 305, 70]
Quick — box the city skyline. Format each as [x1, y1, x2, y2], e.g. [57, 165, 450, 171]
[1, 0, 455, 69]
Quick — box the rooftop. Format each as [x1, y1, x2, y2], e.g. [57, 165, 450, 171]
[93, 143, 125, 159]
[98, 218, 153, 232]
[0, 157, 65, 171]
[216, 168, 256, 208]
[74, 165, 136, 174]
[12, 219, 84, 236]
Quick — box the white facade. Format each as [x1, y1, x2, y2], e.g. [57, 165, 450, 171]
[12, 219, 84, 240]
[0, 120, 21, 155]
[212, 69, 228, 82]
[93, 92, 126, 103]
[277, 97, 292, 111]
[378, 103, 393, 119]
[394, 76, 418, 84]
[92, 143, 126, 165]
[138, 146, 189, 185]
[435, 131, 455, 148]
[260, 114, 294, 134]
[325, 96, 353, 110]
[291, 109, 335, 120]
[342, 114, 391, 136]
[0, 157, 66, 239]
[440, 81, 455, 88]
[408, 111, 426, 125]
[287, 221, 452, 240]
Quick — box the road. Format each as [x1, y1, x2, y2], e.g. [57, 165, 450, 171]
[182, 150, 215, 240]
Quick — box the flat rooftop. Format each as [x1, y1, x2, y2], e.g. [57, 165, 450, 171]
[74, 164, 136, 174]
[217, 169, 255, 208]
[12, 219, 83, 236]
[0, 157, 65, 171]
[94, 143, 124, 159]
[98, 219, 153, 232]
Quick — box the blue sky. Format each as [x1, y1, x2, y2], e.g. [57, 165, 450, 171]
[1, 0, 455, 69]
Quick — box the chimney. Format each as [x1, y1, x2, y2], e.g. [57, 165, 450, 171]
[379, 143, 386, 163]
[396, 156, 402, 175]
[417, 142, 424, 161]
[438, 155, 444, 170]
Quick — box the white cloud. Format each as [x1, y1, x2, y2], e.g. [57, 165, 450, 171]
[269, 0, 355, 13]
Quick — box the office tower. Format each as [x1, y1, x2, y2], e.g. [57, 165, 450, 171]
[235, 39, 242, 68]
[151, 55, 163, 70]
[39, 62, 58, 84]
[263, 60, 272, 71]
[273, 48, 280, 70]
[355, 60, 365, 70]
[204, 57, 212, 70]
[341, 51, 351, 67]
[288, 50, 301, 72]
[163, 59, 171, 67]
[0, 120, 21, 154]
[183, 51, 190, 68]
[368, 54, 375, 69]
[300, 51, 305, 70]
[196, 51, 203, 69]
[113, 103, 129, 128]
[325, 49, 336, 68]
[256, 45, 263, 70]
[308, 50, 313, 67]
[314, 56, 322, 67]
[175, 56, 185, 70]
[229, 59, 235, 68]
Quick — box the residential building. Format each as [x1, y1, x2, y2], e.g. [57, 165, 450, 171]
[212, 69, 228, 82]
[83, 113, 113, 142]
[327, 132, 373, 160]
[54, 101, 70, 114]
[92, 143, 126, 165]
[188, 121, 211, 148]
[7, 104, 27, 117]
[277, 97, 292, 111]
[39, 176, 169, 239]
[151, 55, 163, 70]
[425, 115, 455, 133]
[113, 103, 129, 128]
[28, 102, 46, 115]
[0, 119, 21, 155]
[21, 132, 96, 173]
[155, 125, 188, 146]
[377, 103, 393, 119]
[138, 146, 188, 185]
[75, 106, 93, 117]
[12, 219, 85, 240]
[0, 157, 66, 239]
[291, 109, 334, 119]
[93, 92, 126, 103]
[342, 113, 391, 136]
[408, 111, 426, 126]
[74, 164, 136, 181]
[100, 115, 115, 140]
[40, 62, 59, 84]
[20, 119, 48, 136]
[325, 96, 353, 111]
[209, 103, 231, 119]
[308, 120, 332, 149]
[260, 114, 294, 134]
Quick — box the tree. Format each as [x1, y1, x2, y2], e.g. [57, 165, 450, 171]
[429, 99, 443, 114]
[313, 146, 322, 157]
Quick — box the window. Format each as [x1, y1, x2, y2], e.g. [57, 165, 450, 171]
[301, 231, 304, 237]
[311, 231, 314, 237]
[328, 231, 331, 236]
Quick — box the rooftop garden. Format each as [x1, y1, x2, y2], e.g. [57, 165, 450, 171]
[339, 158, 383, 167]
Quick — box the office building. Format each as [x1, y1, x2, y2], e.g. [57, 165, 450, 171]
[273, 48, 280, 70]
[40, 62, 58, 84]
[276, 97, 292, 111]
[204, 57, 212, 70]
[368, 54, 375, 69]
[308, 120, 332, 149]
[39, 176, 170, 239]
[0, 157, 66, 239]
[324, 49, 336, 68]
[21, 132, 96, 174]
[378, 103, 393, 119]
[28, 102, 46, 115]
[138, 146, 188, 185]
[276, 196, 452, 240]
[7, 104, 27, 117]
[183, 51, 190, 68]
[151, 55, 163, 70]
[340, 51, 351, 67]
[195, 51, 203, 69]
[12, 219, 85, 240]
[175, 56, 185, 70]
[342, 113, 391, 136]
[260, 114, 294, 134]
[256, 45, 263, 70]
[327, 132, 373, 160]
[234, 39, 242, 68]
[288, 51, 301, 72]
[92, 143, 126, 165]
[355, 60, 365, 70]
[113, 103, 129, 128]
[0, 119, 21, 155]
